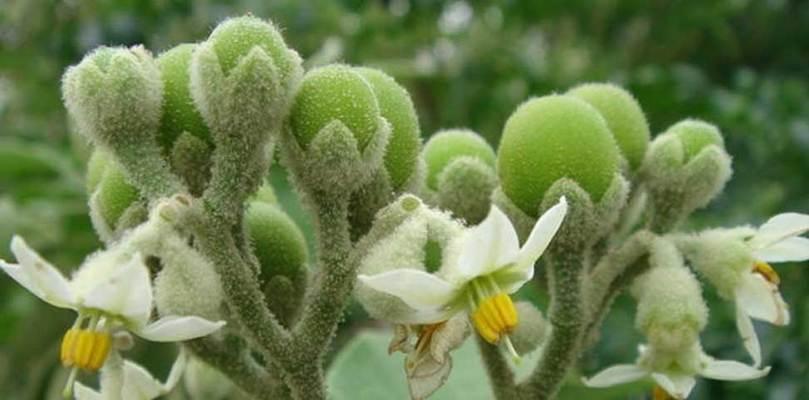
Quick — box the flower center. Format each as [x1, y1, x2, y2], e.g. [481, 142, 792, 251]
[753, 261, 780, 285]
[471, 293, 518, 344]
[466, 277, 520, 360]
[652, 385, 675, 400]
[60, 315, 112, 398]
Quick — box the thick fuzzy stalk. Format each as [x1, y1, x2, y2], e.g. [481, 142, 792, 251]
[522, 250, 585, 399]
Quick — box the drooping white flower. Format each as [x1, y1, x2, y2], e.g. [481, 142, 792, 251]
[583, 343, 770, 400]
[733, 213, 809, 365]
[0, 236, 225, 395]
[74, 349, 187, 400]
[359, 197, 567, 358]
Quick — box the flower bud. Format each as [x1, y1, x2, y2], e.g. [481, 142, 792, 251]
[245, 201, 308, 324]
[290, 65, 381, 150]
[498, 95, 620, 217]
[157, 44, 211, 148]
[423, 129, 495, 191]
[640, 119, 731, 230]
[355, 67, 421, 191]
[632, 246, 707, 353]
[62, 46, 162, 147]
[567, 83, 650, 171]
[510, 301, 548, 355]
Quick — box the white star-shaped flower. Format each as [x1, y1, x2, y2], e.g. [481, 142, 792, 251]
[734, 212, 809, 365]
[583, 343, 769, 399]
[359, 197, 567, 358]
[0, 236, 225, 395]
[74, 350, 187, 400]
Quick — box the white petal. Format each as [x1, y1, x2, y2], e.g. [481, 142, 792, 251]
[358, 269, 457, 310]
[701, 359, 770, 381]
[135, 316, 226, 342]
[516, 196, 568, 270]
[750, 213, 809, 249]
[581, 364, 648, 387]
[163, 349, 188, 391]
[1, 236, 75, 309]
[122, 360, 164, 400]
[754, 236, 809, 263]
[494, 197, 568, 293]
[74, 382, 103, 400]
[651, 373, 695, 400]
[455, 206, 521, 281]
[735, 273, 790, 326]
[81, 253, 152, 327]
[735, 306, 762, 367]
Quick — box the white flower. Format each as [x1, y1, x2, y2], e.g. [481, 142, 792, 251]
[583, 343, 769, 399]
[74, 350, 187, 400]
[0, 236, 225, 394]
[359, 197, 567, 358]
[734, 212, 809, 365]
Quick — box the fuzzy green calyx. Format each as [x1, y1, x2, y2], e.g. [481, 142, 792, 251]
[423, 129, 495, 191]
[246, 201, 308, 281]
[355, 67, 421, 190]
[510, 301, 548, 355]
[498, 95, 620, 217]
[209, 15, 296, 78]
[157, 44, 211, 147]
[290, 65, 381, 150]
[568, 83, 650, 170]
[666, 119, 725, 160]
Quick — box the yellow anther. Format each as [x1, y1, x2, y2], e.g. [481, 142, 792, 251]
[471, 294, 519, 344]
[60, 329, 79, 367]
[59, 329, 112, 372]
[753, 261, 780, 285]
[653, 385, 675, 400]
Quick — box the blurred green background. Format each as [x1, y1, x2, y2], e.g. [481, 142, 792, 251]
[1, 0, 807, 399]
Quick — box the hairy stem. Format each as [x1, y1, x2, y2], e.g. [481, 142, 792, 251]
[521, 249, 585, 399]
[187, 337, 289, 400]
[477, 336, 517, 399]
[185, 205, 292, 363]
[291, 198, 353, 362]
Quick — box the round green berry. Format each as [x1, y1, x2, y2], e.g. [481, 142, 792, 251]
[246, 202, 308, 280]
[665, 119, 724, 161]
[422, 129, 495, 190]
[498, 95, 620, 216]
[157, 44, 210, 147]
[355, 67, 421, 190]
[209, 15, 293, 77]
[568, 83, 649, 170]
[290, 65, 380, 150]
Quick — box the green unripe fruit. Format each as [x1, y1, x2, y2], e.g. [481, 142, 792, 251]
[423, 129, 495, 190]
[95, 161, 140, 227]
[246, 202, 308, 280]
[253, 183, 278, 205]
[290, 65, 380, 150]
[568, 83, 649, 170]
[498, 95, 620, 216]
[665, 119, 724, 160]
[209, 15, 294, 77]
[355, 67, 421, 190]
[157, 44, 210, 147]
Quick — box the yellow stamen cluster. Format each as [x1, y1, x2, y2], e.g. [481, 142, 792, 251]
[652, 385, 675, 400]
[60, 328, 112, 372]
[471, 293, 518, 344]
[753, 261, 780, 285]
